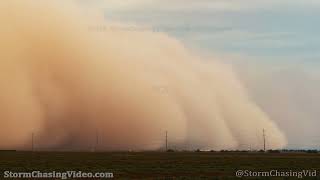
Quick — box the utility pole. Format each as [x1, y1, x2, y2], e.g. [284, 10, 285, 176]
[263, 129, 266, 152]
[95, 130, 99, 152]
[165, 131, 168, 151]
[32, 132, 34, 152]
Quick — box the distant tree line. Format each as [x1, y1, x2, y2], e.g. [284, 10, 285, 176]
[165, 149, 319, 153]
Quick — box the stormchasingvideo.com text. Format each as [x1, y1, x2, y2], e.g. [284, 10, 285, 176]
[3, 171, 113, 179]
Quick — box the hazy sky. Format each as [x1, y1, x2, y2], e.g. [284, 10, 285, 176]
[77, 0, 320, 149]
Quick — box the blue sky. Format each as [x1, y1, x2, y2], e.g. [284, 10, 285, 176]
[97, 2, 319, 70]
[79, 0, 320, 149]
[101, 1, 320, 62]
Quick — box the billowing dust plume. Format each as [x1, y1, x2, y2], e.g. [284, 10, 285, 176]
[0, 1, 287, 151]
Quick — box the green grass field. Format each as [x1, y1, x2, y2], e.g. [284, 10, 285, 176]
[0, 151, 320, 179]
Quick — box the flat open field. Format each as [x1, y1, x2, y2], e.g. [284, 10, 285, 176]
[0, 151, 320, 179]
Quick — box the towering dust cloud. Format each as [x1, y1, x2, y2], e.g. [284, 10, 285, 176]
[0, 1, 287, 151]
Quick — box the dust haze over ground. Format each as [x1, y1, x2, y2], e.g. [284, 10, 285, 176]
[0, 1, 286, 151]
